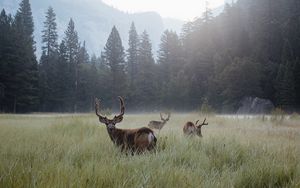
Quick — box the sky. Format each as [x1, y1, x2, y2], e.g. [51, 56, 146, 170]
[102, 0, 225, 21]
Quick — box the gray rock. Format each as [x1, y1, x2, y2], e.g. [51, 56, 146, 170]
[237, 97, 274, 114]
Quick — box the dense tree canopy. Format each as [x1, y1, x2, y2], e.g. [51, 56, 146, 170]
[0, 0, 38, 113]
[0, 0, 300, 113]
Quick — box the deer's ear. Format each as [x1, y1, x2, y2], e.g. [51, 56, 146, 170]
[113, 115, 123, 124]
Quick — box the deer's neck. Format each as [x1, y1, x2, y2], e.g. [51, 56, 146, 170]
[197, 126, 203, 137]
[106, 127, 125, 146]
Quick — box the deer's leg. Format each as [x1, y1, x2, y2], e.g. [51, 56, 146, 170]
[121, 144, 126, 152]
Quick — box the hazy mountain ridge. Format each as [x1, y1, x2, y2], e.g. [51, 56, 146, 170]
[0, 0, 185, 57]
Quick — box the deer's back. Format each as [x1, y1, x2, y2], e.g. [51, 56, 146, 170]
[183, 122, 197, 135]
[148, 121, 164, 129]
[123, 127, 156, 151]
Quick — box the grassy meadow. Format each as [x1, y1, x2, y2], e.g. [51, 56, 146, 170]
[0, 113, 299, 187]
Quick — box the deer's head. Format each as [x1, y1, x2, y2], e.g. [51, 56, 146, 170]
[160, 112, 170, 123]
[194, 118, 208, 137]
[95, 96, 124, 129]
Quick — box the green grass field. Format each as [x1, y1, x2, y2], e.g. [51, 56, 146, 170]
[0, 113, 299, 187]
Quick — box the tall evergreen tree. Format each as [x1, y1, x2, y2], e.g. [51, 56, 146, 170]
[103, 26, 127, 102]
[126, 22, 139, 106]
[56, 40, 73, 111]
[15, 0, 34, 42]
[12, 0, 39, 112]
[135, 31, 156, 109]
[127, 22, 139, 82]
[77, 41, 92, 111]
[42, 6, 58, 56]
[39, 6, 60, 111]
[64, 18, 79, 112]
[0, 9, 14, 112]
[64, 18, 79, 64]
[158, 30, 182, 82]
[219, 58, 262, 111]
[77, 41, 89, 64]
[275, 40, 296, 109]
[38, 51, 48, 111]
[157, 30, 184, 108]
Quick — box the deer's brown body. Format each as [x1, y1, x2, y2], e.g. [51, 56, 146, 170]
[183, 118, 208, 137]
[95, 97, 156, 153]
[106, 127, 156, 152]
[148, 113, 170, 130]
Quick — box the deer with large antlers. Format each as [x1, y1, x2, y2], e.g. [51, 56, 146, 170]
[95, 96, 157, 154]
[183, 118, 208, 137]
[148, 113, 170, 130]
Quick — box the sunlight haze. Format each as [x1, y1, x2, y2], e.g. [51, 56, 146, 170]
[102, 0, 225, 21]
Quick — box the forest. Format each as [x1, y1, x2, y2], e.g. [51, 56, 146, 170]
[0, 0, 300, 113]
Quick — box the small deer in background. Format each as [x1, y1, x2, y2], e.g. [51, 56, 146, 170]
[95, 96, 157, 154]
[148, 113, 171, 130]
[183, 118, 208, 137]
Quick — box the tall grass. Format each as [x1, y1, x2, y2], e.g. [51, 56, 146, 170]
[0, 114, 299, 187]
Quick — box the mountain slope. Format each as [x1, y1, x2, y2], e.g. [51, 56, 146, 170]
[1, 0, 185, 57]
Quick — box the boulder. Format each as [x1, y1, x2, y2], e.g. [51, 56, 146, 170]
[237, 97, 274, 114]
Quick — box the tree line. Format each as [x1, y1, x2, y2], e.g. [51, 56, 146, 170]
[0, 0, 299, 113]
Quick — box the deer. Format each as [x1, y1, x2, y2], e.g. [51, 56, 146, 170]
[183, 118, 208, 137]
[95, 96, 157, 154]
[148, 112, 171, 130]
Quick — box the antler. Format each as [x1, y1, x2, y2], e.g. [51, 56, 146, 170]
[95, 98, 101, 117]
[113, 96, 125, 123]
[118, 96, 125, 116]
[166, 112, 171, 120]
[198, 118, 208, 127]
[160, 113, 164, 121]
[95, 98, 108, 123]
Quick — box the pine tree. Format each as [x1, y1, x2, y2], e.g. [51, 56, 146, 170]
[77, 41, 89, 64]
[64, 18, 79, 64]
[127, 22, 139, 86]
[38, 51, 48, 111]
[135, 31, 156, 109]
[103, 26, 127, 101]
[39, 6, 60, 111]
[56, 40, 73, 111]
[157, 30, 184, 108]
[42, 6, 58, 56]
[0, 9, 14, 112]
[158, 30, 182, 81]
[275, 61, 296, 109]
[219, 58, 262, 111]
[275, 40, 296, 109]
[126, 22, 139, 107]
[77, 41, 92, 111]
[12, 0, 39, 112]
[64, 18, 79, 112]
[90, 54, 98, 66]
[88, 54, 100, 111]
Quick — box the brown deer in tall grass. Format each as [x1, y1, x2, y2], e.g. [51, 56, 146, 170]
[148, 113, 170, 130]
[95, 97, 157, 154]
[183, 118, 208, 137]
